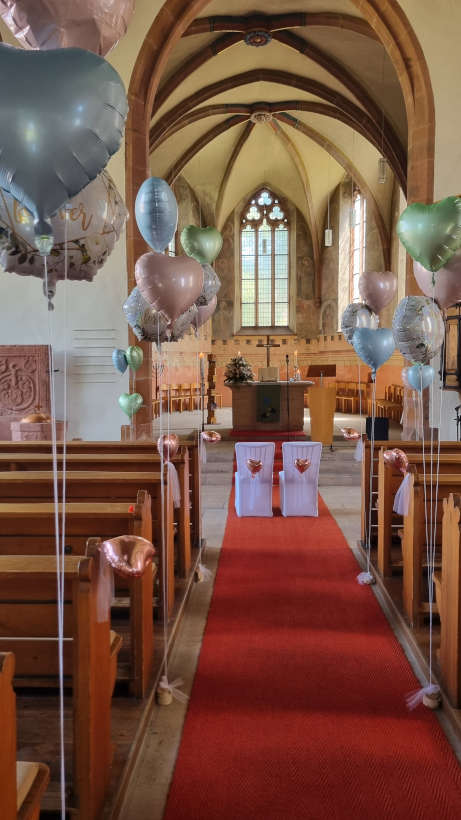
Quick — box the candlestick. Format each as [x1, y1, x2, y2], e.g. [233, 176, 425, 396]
[199, 352, 205, 380]
[294, 349, 298, 368]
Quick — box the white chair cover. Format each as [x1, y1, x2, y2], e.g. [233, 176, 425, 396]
[235, 442, 275, 517]
[279, 441, 322, 517]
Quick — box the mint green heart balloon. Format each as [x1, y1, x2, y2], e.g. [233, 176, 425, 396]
[125, 345, 144, 371]
[118, 392, 143, 417]
[180, 225, 223, 264]
[397, 196, 461, 272]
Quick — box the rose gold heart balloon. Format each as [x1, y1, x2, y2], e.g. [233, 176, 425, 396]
[358, 271, 397, 314]
[201, 430, 221, 443]
[101, 535, 155, 578]
[340, 427, 361, 440]
[135, 251, 204, 323]
[247, 458, 263, 478]
[157, 433, 179, 462]
[0, 0, 135, 56]
[383, 448, 408, 475]
[295, 457, 310, 474]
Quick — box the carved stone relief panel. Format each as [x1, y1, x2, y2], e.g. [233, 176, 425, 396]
[0, 346, 50, 436]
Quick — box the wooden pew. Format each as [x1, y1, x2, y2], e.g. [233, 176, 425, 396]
[0, 555, 122, 820]
[435, 493, 461, 707]
[361, 438, 461, 549]
[0, 471, 175, 616]
[0, 652, 49, 820]
[0, 493, 154, 697]
[401, 472, 461, 626]
[377, 449, 461, 576]
[0, 435, 201, 547]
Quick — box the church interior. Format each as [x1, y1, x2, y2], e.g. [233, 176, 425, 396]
[1, 1, 461, 818]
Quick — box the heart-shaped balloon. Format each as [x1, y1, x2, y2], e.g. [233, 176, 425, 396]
[135, 251, 204, 323]
[352, 328, 395, 377]
[135, 177, 177, 252]
[101, 535, 155, 578]
[406, 364, 435, 392]
[181, 226, 223, 264]
[157, 433, 179, 461]
[196, 263, 221, 306]
[341, 302, 378, 344]
[170, 305, 198, 342]
[247, 458, 263, 478]
[392, 296, 444, 363]
[118, 392, 143, 417]
[413, 252, 461, 309]
[294, 457, 310, 474]
[125, 345, 144, 371]
[201, 431, 221, 443]
[358, 271, 397, 314]
[383, 448, 409, 475]
[195, 295, 217, 330]
[397, 197, 461, 272]
[0, 0, 135, 56]
[0, 44, 127, 236]
[112, 348, 127, 374]
[340, 428, 361, 440]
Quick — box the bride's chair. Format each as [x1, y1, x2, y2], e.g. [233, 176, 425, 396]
[234, 442, 275, 517]
[279, 441, 322, 517]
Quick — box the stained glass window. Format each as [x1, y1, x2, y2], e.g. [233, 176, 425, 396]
[240, 189, 289, 327]
[350, 190, 366, 301]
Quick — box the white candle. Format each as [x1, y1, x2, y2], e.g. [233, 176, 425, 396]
[199, 352, 205, 380]
[294, 350, 298, 368]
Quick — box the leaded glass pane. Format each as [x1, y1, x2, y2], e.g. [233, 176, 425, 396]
[258, 304, 272, 325]
[275, 304, 288, 325]
[269, 205, 284, 221]
[275, 228, 288, 255]
[241, 280, 255, 302]
[258, 190, 272, 206]
[246, 205, 260, 221]
[242, 256, 254, 277]
[275, 280, 288, 301]
[242, 226, 255, 255]
[242, 304, 255, 326]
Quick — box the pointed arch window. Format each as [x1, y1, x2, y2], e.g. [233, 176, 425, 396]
[350, 189, 367, 300]
[240, 188, 289, 327]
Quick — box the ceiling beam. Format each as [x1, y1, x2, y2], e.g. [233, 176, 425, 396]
[150, 69, 406, 189]
[164, 115, 249, 185]
[216, 121, 255, 229]
[274, 112, 390, 269]
[152, 24, 405, 183]
[183, 13, 378, 40]
[152, 100, 405, 190]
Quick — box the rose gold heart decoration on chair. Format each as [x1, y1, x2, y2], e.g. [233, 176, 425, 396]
[157, 433, 179, 461]
[247, 458, 263, 478]
[383, 448, 409, 475]
[340, 427, 361, 440]
[201, 431, 221, 443]
[294, 457, 310, 474]
[101, 535, 155, 578]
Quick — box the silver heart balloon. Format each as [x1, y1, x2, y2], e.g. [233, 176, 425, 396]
[196, 263, 221, 307]
[341, 302, 378, 344]
[123, 287, 170, 343]
[392, 296, 444, 364]
[0, 44, 127, 238]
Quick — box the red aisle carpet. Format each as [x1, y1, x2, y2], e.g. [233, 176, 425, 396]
[164, 490, 461, 820]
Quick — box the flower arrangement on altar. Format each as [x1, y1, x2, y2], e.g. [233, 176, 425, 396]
[224, 354, 254, 384]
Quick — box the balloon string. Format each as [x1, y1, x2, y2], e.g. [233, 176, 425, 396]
[366, 378, 376, 573]
[44, 256, 66, 820]
[419, 375, 431, 681]
[158, 316, 168, 683]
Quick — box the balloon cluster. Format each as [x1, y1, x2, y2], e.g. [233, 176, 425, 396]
[123, 178, 222, 347]
[341, 271, 397, 379]
[0, 4, 131, 307]
[392, 196, 461, 391]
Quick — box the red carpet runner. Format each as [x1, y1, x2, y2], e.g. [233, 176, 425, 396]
[164, 491, 461, 820]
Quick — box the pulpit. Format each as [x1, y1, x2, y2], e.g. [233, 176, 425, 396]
[306, 365, 336, 447]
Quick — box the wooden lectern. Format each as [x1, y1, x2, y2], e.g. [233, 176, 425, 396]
[307, 365, 336, 447]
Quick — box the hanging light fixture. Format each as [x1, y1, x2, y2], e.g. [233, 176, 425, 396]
[324, 192, 333, 247]
[378, 49, 387, 184]
[378, 155, 387, 184]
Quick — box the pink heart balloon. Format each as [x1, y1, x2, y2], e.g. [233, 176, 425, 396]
[358, 271, 397, 313]
[195, 295, 217, 329]
[414, 253, 461, 309]
[135, 252, 204, 323]
[0, 0, 135, 56]
[101, 535, 155, 578]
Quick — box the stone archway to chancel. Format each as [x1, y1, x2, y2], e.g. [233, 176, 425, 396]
[125, 0, 436, 428]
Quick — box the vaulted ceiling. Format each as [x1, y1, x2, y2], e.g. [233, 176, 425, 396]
[149, 0, 407, 252]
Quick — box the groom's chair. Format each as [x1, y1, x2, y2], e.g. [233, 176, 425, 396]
[234, 442, 275, 517]
[279, 441, 322, 517]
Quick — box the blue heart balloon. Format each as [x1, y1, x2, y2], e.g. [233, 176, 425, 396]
[135, 177, 178, 252]
[0, 44, 127, 239]
[112, 348, 128, 374]
[352, 328, 395, 378]
[407, 364, 435, 392]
